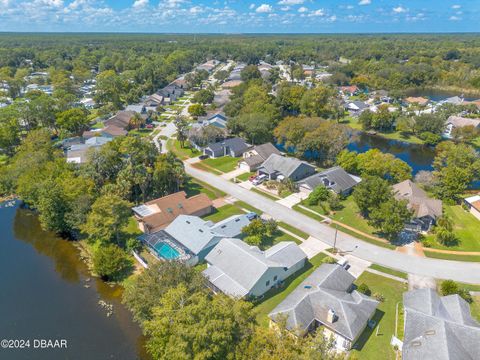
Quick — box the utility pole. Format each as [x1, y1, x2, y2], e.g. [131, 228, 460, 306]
[333, 223, 338, 254]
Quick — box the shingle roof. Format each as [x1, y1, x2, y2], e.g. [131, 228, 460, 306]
[298, 166, 360, 193]
[253, 143, 281, 160]
[393, 180, 442, 219]
[269, 264, 379, 340]
[259, 154, 315, 178]
[206, 137, 249, 154]
[447, 116, 480, 129]
[164, 214, 250, 255]
[203, 239, 307, 298]
[403, 289, 480, 360]
[132, 191, 213, 233]
[104, 110, 135, 129]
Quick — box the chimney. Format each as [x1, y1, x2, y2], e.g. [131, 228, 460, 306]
[327, 309, 336, 323]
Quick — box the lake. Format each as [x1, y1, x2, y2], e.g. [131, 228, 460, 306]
[0, 201, 148, 360]
[405, 88, 479, 102]
[347, 132, 435, 175]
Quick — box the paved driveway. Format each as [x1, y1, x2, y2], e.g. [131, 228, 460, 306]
[276, 192, 308, 208]
[185, 163, 480, 284]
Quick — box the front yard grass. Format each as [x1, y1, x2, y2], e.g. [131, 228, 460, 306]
[202, 156, 240, 173]
[168, 139, 201, 159]
[203, 204, 244, 222]
[233, 200, 262, 214]
[330, 196, 377, 236]
[278, 221, 309, 240]
[129, 128, 153, 137]
[182, 178, 226, 200]
[369, 264, 408, 280]
[191, 162, 223, 175]
[423, 251, 480, 262]
[351, 272, 408, 360]
[236, 171, 255, 182]
[423, 205, 480, 252]
[251, 187, 281, 200]
[470, 296, 480, 322]
[254, 253, 328, 327]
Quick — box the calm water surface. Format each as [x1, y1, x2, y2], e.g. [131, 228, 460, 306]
[0, 202, 148, 360]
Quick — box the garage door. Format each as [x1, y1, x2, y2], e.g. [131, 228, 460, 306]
[238, 161, 250, 171]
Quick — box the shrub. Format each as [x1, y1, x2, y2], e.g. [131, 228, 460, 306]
[440, 280, 459, 296]
[306, 185, 330, 206]
[357, 283, 371, 296]
[373, 292, 385, 302]
[421, 237, 434, 248]
[435, 228, 459, 247]
[244, 235, 262, 246]
[93, 244, 133, 281]
[321, 256, 337, 264]
[327, 193, 342, 211]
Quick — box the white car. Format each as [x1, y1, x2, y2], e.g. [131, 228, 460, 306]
[252, 174, 267, 186]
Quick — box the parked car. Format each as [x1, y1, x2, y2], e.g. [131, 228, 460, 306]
[337, 258, 348, 268]
[249, 175, 257, 182]
[252, 174, 267, 186]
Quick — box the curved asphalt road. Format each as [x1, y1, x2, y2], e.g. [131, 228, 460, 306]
[185, 163, 480, 284]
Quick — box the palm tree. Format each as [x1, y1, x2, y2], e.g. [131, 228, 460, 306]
[129, 113, 145, 130]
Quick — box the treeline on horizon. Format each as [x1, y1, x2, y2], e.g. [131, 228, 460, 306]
[0, 33, 480, 92]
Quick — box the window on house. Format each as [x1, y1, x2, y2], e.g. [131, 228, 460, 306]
[266, 280, 270, 287]
[274, 276, 278, 281]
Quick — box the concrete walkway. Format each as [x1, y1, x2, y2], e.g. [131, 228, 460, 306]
[299, 237, 330, 259]
[184, 163, 480, 284]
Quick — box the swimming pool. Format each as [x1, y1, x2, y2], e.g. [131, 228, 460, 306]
[153, 242, 180, 260]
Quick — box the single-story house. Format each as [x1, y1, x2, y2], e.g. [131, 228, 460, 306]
[103, 110, 135, 130]
[160, 214, 252, 264]
[258, 153, 316, 181]
[339, 85, 359, 96]
[464, 195, 480, 221]
[158, 83, 184, 102]
[203, 238, 307, 298]
[125, 104, 146, 114]
[404, 97, 429, 106]
[269, 264, 379, 351]
[66, 136, 112, 164]
[239, 143, 282, 172]
[392, 180, 443, 232]
[345, 101, 369, 115]
[402, 288, 480, 360]
[222, 80, 243, 89]
[101, 125, 128, 138]
[298, 166, 361, 195]
[196, 60, 219, 73]
[443, 116, 480, 138]
[144, 93, 164, 108]
[440, 96, 464, 106]
[198, 112, 227, 129]
[203, 137, 250, 158]
[132, 191, 213, 234]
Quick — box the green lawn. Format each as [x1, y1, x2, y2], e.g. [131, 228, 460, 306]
[168, 139, 201, 159]
[236, 171, 255, 182]
[191, 162, 223, 175]
[351, 272, 408, 360]
[278, 222, 309, 240]
[251, 187, 281, 200]
[182, 178, 226, 200]
[202, 156, 240, 173]
[470, 296, 480, 322]
[124, 216, 142, 236]
[129, 128, 153, 137]
[369, 264, 408, 280]
[254, 253, 328, 327]
[332, 224, 396, 250]
[330, 196, 377, 236]
[263, 230, 302, 248]
[91, 121, 104, 129]
[423, 251, 480, 262]
[292, 204, 325, 221]
[424, 205, 480, 252]
[234, 201, 262, 214]
[203, 204, 243, 222]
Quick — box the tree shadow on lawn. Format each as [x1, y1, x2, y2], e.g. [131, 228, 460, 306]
[351, 309, 386, 351]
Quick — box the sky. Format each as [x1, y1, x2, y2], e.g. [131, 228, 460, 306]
[0, 0, 478, 33]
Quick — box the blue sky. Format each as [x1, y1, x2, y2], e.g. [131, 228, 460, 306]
[0, 1, 477, 33]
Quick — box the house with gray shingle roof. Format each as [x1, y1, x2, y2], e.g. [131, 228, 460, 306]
[402, 288, 480, 360]
[203, 238, 307, 298]
[161, 214, 252, 264]
[269, 264, 378, 351]
[298, 166, 361, 195]
[392, 180, 442, 232]
[258, 153, 316, 181]
[203, 137, 250, 158]
[239, 143, 282, 171]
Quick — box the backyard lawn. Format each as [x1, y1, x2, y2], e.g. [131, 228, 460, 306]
[254, 253, 328, 327]
[351, 272, 407, 360]
[424, 205, 480, 252]
[202, 156, 240, 173]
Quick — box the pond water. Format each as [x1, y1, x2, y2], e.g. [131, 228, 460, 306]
[0, 202, 148, 360]
[347, 132, 436, 175]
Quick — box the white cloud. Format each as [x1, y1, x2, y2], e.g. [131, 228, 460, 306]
[452, 5, 461, 9]
[189, 6, 203, 14]
[393, 6, 407, 13]
[133, 0, 148, 8]
[449, 15, 461, 21]
[249, 4, 255, 10]
[310, 9, 325, 16]
[256, 4, 272, 13]
[278, 0, 304, 5]
[358, 0, 371, 5]
[298, 6, 308, 13]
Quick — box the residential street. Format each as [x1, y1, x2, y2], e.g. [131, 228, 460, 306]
[185, 163, 480, 284]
